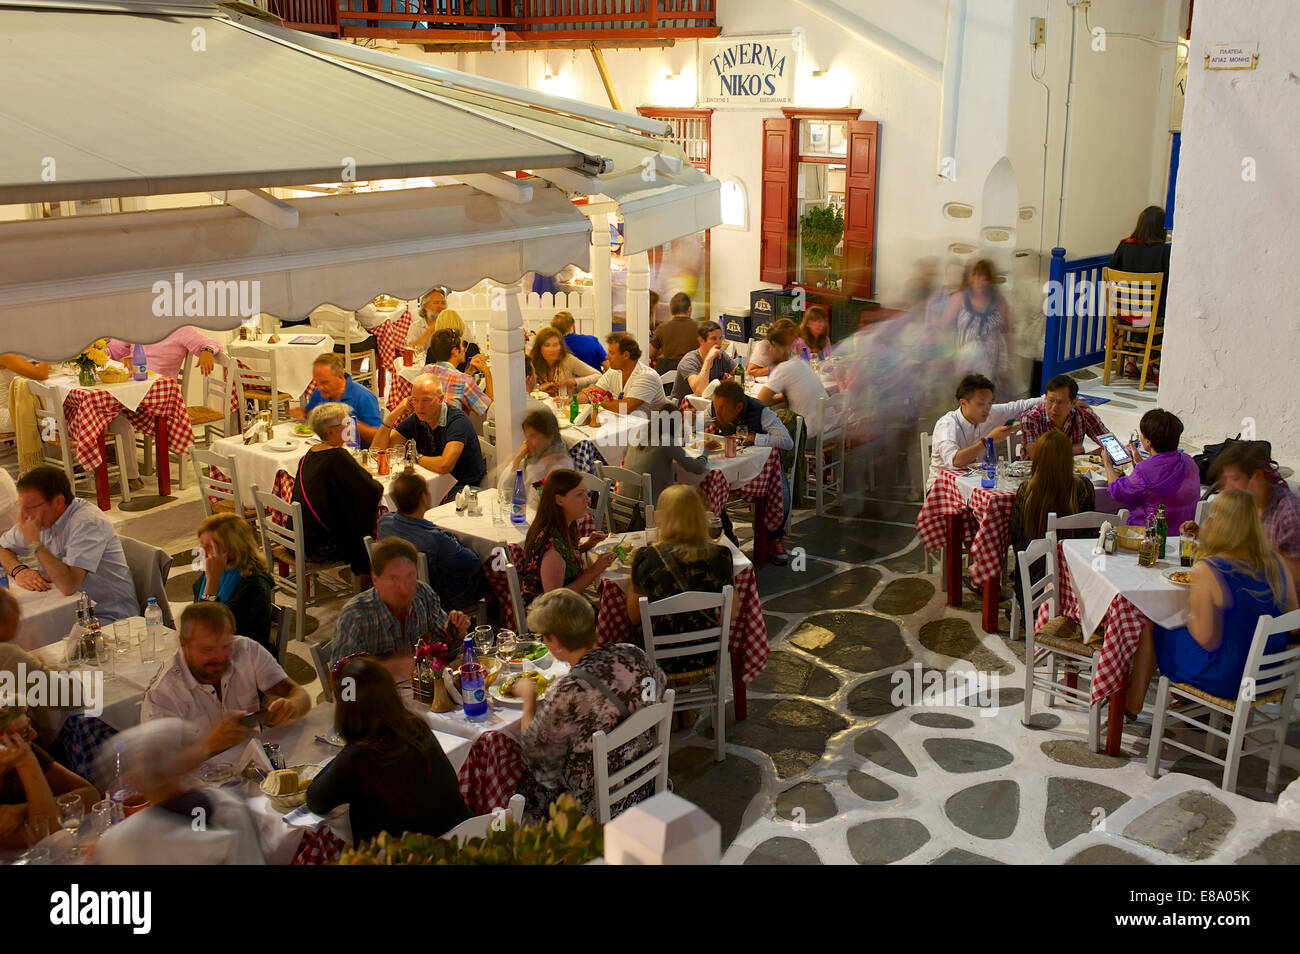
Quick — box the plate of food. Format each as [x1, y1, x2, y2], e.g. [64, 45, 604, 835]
[260, 764, 322, 812]
[292, 422, 313, 437]
[491, 670, 551, 705]
[1163, 568, 1193, 586]
[1008, 460, 1032, 478]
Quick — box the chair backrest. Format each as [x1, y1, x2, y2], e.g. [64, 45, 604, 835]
[1019, 535, 1059, 624]
[1102, 267, 1165, 326]
[310, 636, 333, 702]
[252, 483, 304, 589]
[26, 379, 76, 475]
[310, 306, 355, 353]
[785, 413, 805, 485]
[1195, 495, 1213, 525]
[118, 535, 175, 628]
[579, 471, 612, 531]
[919, 428, 933, 473]
[270, 603, 293, 666]
[593, 687, 676, 824]
[1240, 610, 1300, 701]
[1046, 509, 1131, 535]
[479, 435, 496, 473]
[595, 463, 652, 531]
[659, 368, 677, 396]
[182, 351, 234, 433]
[637, 586, 733, 672]
[365, 534, 429, 584]
[442, 793, 525, 840]
[190, 447, 243, 518]
[504, 561, 527, 634]
[814, 393, 846, 440]
[228, 345, 281, 429]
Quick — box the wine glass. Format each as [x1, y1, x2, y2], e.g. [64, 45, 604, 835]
[472, 625, 496, 658]
[496, 630, 517, 662]
[735, 425, 749, 449]
[56, 793, 84, 860]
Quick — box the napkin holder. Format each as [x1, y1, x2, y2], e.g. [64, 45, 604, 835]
[455, 488, 470, 512]
[702, 378, 721, 399]
[1094, 521, 1113, 555]
[232, 737, 275, 778]
[242, 420, 267, 445]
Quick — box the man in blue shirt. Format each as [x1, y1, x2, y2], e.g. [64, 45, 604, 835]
[375, 374, 487, 495]
[376, 472, 489, 611]
[551, 312, 607, 370]
[293, 353, 383, 447]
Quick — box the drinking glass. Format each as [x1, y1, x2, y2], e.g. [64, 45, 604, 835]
[706, 512, 723, 540]
[496, 630, 517, 661]
[472, 625, 496, 658]
[23, 816, 51, 849]
[56, 793, 83, 860]
[1179, 533, 1197, 568]
[89, 800, 115, 838]
[735, 425, 749, 451]
[113, 620, 131, 655]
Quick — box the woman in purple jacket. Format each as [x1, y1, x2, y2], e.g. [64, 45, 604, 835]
[1103, 408, 1201, 528]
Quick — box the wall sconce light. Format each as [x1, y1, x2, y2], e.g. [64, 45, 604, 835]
[665, 70, 678, 80]
[544, 62, 555, 79]
[811, 69, 827, 77]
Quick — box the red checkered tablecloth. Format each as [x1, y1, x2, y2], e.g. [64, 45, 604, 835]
[372, 310, 413, 377]
[63, 376, 193, 471]
[458, 730, 525, 817]
[915, 470, 1014, 587]
[593, 566, 768, 683]
[387, 372, 413, 411]
[291, 825, 346, 865]
[699, 447, 786, 534]
[481, 515, 598, 631]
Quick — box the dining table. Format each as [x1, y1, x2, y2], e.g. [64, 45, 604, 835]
[8, 581, 82, 651]
[229, 334, 335, 400]
[676, 440, 786, 570]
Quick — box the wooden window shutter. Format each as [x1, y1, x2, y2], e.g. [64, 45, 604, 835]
[842, 120, 880, 298]
[759, 118, 794, 285]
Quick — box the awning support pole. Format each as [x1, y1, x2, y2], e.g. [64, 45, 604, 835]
[590, 45, 622, 111]
[625, 251, 650, 351]
[589, 211, 613, 340]
[208, 189, 299, 229]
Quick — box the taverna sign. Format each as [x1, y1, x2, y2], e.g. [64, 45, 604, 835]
[699, 34, 798, 107]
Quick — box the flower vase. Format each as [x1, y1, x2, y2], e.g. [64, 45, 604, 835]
[77, 364, 97, 387]
[430, 677, 456, 713]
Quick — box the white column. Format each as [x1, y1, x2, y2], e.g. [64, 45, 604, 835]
[488, 293, 527, 483]
[625, 251, 651, 348]
[588, 211, 613, 340]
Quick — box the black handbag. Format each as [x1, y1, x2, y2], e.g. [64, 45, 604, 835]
[1192, 435, 1272, 484]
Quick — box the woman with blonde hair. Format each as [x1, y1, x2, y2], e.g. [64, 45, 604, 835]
[191, 512, 276, 652]
[1124, 489, 1299, 718]
[528, 327, 601, 397]
[427, 308, 480, 373]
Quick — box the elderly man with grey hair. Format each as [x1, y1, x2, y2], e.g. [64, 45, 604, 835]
[508, 588, 665, 821]
[95, 718, 266, 864]
[290, 401, 383, 582]
[376, 373, 486, 498]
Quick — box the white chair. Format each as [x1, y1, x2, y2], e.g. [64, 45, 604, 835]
[1019, 533, 1104, 750]
[503, 560, 527, 634]
[363, 534, 429, 585]
[26, 379, 132, 503]
[268, 604, 294, 666]
[1195, 495, 1213, 524]
[593, 688, 676, 824]
[229, 345, 294, 428]
[638, 586, 733, 762]
[190, 447, 256, 525]
[578, 471, 612, 531]
[310, 636, 334, 703]
[310, 307, 379, 395]
[1147, 610, 1300, 794]
[478, 435, 496, 474]
[804, 394, 847, 516]
[595, 464, 653, 532]
[659, 368, 677, 398]
[1045, 509, 1130, 536]
[442, 793, 525, 840]
[252, 483, 354, 644]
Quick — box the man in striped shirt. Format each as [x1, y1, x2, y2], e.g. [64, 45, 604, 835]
[423, 328, 492, 422]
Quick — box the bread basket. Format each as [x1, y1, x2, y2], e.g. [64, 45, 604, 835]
[97, 367, 131, 384]
[1115, 526, 1145, 552]
[260, 764, 322, 812]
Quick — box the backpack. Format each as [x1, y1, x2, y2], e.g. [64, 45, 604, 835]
[1192, 435, 1272, 484]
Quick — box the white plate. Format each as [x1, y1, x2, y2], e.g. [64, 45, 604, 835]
[490, 673, 551, 706]
[1162, 567, 1193, 586]
[265, 439, 298, 452]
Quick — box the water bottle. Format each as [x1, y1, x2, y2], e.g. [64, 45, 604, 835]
[462, 635, 479, 669]
[342, 413, 360, 449]
[801, 345, 811, 363]
[980, 437, 997, 489]
[460, 662, 487, 719]
[143, 598, 162, 663]
[511, 469, 527, 526]
[107, 741, 130, 823]
[131, 343, 148, 381]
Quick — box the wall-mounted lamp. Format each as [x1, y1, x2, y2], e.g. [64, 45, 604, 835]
[665, 70, 678, 80]
[811, 68, 827, 77]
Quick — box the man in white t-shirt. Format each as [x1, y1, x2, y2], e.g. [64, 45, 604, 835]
[926, 373, 1041, 492]
[579, 334, 665, 418]
[756, 324, 831, 435]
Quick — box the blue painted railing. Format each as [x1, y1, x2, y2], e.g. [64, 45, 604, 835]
[1041, 246, 1111, 383]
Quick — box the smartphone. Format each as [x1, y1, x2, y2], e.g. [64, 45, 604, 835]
[1097, 433, 1132, 466]
[239, 707, 269, 729]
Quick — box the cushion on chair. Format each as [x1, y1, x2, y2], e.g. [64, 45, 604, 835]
[211, 498, 257, 519]
[270, 544, 346, 572]
[187, 405, 224, 425]
[1033, 616, 1094, 655]
[1169, 681, 1287, 711]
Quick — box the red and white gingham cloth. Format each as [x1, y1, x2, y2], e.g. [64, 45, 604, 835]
[594, 566, 769, 683]
[1033, 540, 1146, 705]
[387, 373, 413, 411]
[915, 470, 1014, 587]
[457, 730, 525, 817]
[63, 376, 194, 471]
[482, 515, 597, 631]
[291, 825, 346, 865]
[372, 310, 414, 377]
[699, 446, 786, 534]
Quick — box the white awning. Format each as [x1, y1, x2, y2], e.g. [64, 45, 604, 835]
[0, 184, 590, 359]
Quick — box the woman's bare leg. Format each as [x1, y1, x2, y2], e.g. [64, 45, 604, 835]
[1125, 621, 1157, 715]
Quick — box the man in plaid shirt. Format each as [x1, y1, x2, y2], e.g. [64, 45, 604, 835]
[424, 328, 492, 421]
[329, 539, 472, 681]
[1019, 373, 1110, 459]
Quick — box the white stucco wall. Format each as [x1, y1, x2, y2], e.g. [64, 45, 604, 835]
[1157, 0, 1300, 466]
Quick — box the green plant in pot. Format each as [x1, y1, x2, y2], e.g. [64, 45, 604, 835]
[799, 203, 844, 286]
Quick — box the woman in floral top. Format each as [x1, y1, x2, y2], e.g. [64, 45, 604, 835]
[510, 589, 666, 821]
[519, 469, 616, 606]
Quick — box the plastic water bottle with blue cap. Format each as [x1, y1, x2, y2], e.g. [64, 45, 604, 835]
[980, 437, 997, 490]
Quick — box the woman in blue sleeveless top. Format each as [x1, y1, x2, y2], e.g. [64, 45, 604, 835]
[1125, 490, 1299, 716]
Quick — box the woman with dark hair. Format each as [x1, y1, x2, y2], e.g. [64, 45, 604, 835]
[519, 469, 615, 606]
[528, 327, 601, 397]
[306, 657, 470, 843]
[793, 305, 832, 360]
[496, 409, 574, 510]
[942, 258, 1016, 387]
[1103, 407, 1200, 528]
[1109, 205, 1171, 378]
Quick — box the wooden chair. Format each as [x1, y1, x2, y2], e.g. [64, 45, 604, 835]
[503, 560, 527, 634]
[229, 345, 294, 428]
[593, 688, 676, 824]
[310, 635, 334, 702]
[1147, 609, 1300, 795]
[190, 447, 257, 528]
[659, 368, 677, 398]
[595, 464, 654, 533]
[478, 435, 496, 475]
[268, 604, 294, 667]
[252, 483, 354, 644]
[802, 394, 846, 516]
[310, 307, 379, 396]
[637, 586, 733, 762]
[919, 429, 945, 591]
[1102, 268, 1165, 391]
[26, 379, 132, 504]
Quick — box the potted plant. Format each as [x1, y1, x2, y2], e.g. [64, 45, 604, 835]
[799, 203, 845, 287]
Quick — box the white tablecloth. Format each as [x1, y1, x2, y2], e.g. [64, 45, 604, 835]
[426, 488, 530, 562]
[558, 410, 647, 463]
[48, 365, 164, 413]
[675, 442, 773, 489]
[230, 336, 335, 396]
[10, 583, 81, 651]
[1061, 537, 1192, 639]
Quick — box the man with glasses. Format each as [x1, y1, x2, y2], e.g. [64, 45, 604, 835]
[1018, 373, 1109, 460]
[294, 353, 384, 448]
[376, 374, 486, 499]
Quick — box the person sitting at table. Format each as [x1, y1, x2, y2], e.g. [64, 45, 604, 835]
[578, 335, 665, 419]
[530, 327, 601, 398]
[376, 375, 487, 497]
[551, 311, 607, 372]
[0, 698, 98, 851]
[1102, 407, 1200, 528]
[1181, 441, 1300, 602]
[755, 320, 831, 436]
[307, 656, 470, 845]
[428, 309, 480, 373]
[1019, 373, 1110, 460]
[293, 353, 384, 448]
[1123, 489, 1299, 720]
[408, 287, 447, 353]
[670, 321, 735, 403]
[1109, 205, 1170, 380]
[793, 305, 833, 361]
[623, 422, 711, 506]
[508, 589, 666, 822]
[744, 318, 798, 379]
[0, 591, 78, 754]
[107, 326, 221, 381]
[292, 402, 384, 586]
[329, 538, 472, 681]
[0, 353, 51, 434]
[140, 602, 310, 765]
[648, 292, 698, 374]
[191, 513, 275, 654]
[377, 472, 489, 612]
[425, 328, 493, 418]
[497, 409, 575, 511]
[699, 380, 794, 566]
[926, 373, 1043, 492]
[0, 465, 137, 622]
[94, 718, 265, 865]
[519, 470, 617, 607]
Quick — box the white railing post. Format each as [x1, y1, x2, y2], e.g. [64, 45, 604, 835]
[626, 251, 651, 349]
[602, 792, 720, 865]
[589, 211, 613, 341]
